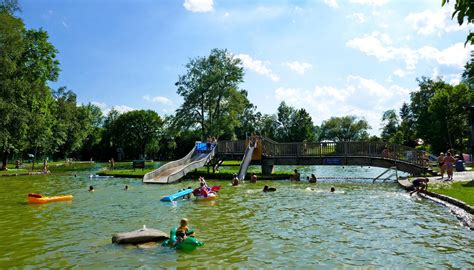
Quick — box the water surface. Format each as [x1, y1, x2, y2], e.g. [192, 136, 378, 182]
[0, 166, 472, 268]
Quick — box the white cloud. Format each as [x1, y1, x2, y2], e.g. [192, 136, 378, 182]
[405, 7, 469, 36]
[236, 53, 280, 81]
[113, 105, 135, 114]
[283, 61, 313, 74]
[347, 12, 366, 23]
[183, 0, 213, 13]
[91, 101, 135, 115]
[323, 0, 339, 8]
[273, 75, 411, 133]
[347, 32, 472, 70]
[393, 68, 412, 78]
[143, 95, 173, 105]
[349, 0, 389, 6]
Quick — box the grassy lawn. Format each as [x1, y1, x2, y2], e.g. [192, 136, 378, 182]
[96, 169, 154, 178]
[429, 180, 474, 206]
[0, 168, 33, 175]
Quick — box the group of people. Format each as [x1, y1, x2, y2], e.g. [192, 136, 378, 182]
[231, 172, 258, 186]
[88, 185, 128, 192]
[437, 151, 458, 181]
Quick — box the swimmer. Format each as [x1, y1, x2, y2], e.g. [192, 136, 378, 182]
[330, 187, 335, 192]
[89, 185, 95, 192]
[309, 174, 317, 183]
[263, 185, 276, 192]
[250, 173, 258, 183]
[232, 174, 239, 186]
[124, 185, 128, 191]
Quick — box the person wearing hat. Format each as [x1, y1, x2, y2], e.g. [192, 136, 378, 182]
[231, 173, 239, 186]
[437, 152, 445, 179]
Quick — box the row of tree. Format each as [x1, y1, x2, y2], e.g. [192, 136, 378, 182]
[1, 0, 473, 168]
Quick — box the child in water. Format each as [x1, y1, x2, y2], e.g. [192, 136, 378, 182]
[88, 185, 95, 192]
[174, 218, 194, 246]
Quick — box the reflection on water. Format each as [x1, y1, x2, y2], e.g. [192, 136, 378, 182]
[0, 166, 472, 268]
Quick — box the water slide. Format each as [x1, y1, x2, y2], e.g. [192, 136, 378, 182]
[143, 143, 215, 184]
[237, 144, 255, 181]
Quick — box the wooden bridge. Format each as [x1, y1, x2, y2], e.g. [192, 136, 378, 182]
[215, 137, 429, 176]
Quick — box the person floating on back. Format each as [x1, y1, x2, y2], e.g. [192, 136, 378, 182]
[263, 185, 276, 192]
[89, 185, 95, 192]
[410, 177, 429, 196]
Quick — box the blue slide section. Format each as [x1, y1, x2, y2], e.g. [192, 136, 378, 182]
[160, 188, 193, 202]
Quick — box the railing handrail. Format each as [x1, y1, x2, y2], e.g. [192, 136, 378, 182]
[219, 139, 428, 168]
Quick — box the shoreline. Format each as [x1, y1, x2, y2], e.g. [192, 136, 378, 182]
[397, 178, 473, 230]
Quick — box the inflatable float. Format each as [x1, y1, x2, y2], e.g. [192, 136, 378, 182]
[195, 192, 218, 201]
[160, 188, 193, 202]
[162, 228, 203, 251]
[112, 226, 169, 245]
[27, 193, 73, 204]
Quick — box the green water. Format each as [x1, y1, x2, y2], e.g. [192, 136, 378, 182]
[0, 165, 473, 269]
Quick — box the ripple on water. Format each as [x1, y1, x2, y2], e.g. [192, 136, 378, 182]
[0, 168, 473, 268]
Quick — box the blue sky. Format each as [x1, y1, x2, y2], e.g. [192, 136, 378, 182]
[20, 0, 472, 135]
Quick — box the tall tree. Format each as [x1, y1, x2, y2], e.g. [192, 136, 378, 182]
[380, 109, 399, 141]
[319, 116, 370, 142]
[174, 48, 248, 140]
[110, 110, 163, 159]
[442, 0, 474, 45]
[0, 5, 60, 169]
[275, 102, 315, 142]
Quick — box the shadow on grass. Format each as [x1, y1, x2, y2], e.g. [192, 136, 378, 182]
[461, 180, 474, 187]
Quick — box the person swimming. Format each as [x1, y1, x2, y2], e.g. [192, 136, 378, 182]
[263, 185, 276, 192]
[89, 185, 95, 192]
[330, 187, 335, 192]
[232, 174, 239, 186]
[124, 185, 128, 191]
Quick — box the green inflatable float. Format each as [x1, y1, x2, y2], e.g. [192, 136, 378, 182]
[162, 228, 204, 251]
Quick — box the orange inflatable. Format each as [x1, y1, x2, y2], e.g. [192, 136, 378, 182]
[27, 193, 73, 204]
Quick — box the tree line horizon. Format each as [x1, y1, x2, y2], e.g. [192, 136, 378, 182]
[1, 1, 473, 169]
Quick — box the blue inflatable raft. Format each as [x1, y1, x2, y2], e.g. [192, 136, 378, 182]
[160, 189, 193, 202]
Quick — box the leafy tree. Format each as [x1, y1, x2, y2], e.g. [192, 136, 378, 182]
[0, 5, 60, 169]
[234, 100, 261, 139]
[380, 109, 399, 141]
[110, 110, 163, 159]
[442, 0, 474, 45]
[428, 83, 473, 153]
[274, 102, 315, 142]
[174, 48, 248, 140]
[257, 114, 279, 140]
[462, 51, 474, 88]
[78, 103, 104, 160]
[319, 116, 370, 142]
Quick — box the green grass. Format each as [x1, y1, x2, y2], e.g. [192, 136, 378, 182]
[96, 169, 154, 178]
[0, 168, 32, 175]
[429, 180, 474, 206]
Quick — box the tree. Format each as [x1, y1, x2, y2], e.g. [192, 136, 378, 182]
[257, 114, 279, 140]
[174, 48, 248, 140]
[274, 102, 315, 142]
[380, 109, 399, 141]
[462, 51, 474, 88]
[319, 116, 370, 141]
[0, 6, 60, 169]
[110, 110, 163, 159]
[442, 0, 474, 45]
[428, 83, 473, 153]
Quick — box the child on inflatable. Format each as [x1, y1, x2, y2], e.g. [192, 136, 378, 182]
[174, 218, 194, 246]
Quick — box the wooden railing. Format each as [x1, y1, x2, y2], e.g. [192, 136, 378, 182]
[217, 138, 427, 167]
[261, 140, 426, 166]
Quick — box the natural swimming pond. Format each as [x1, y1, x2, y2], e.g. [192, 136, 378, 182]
[0, 165, 472, 268]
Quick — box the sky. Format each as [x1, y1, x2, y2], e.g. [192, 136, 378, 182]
[19, 0, 473, 135]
